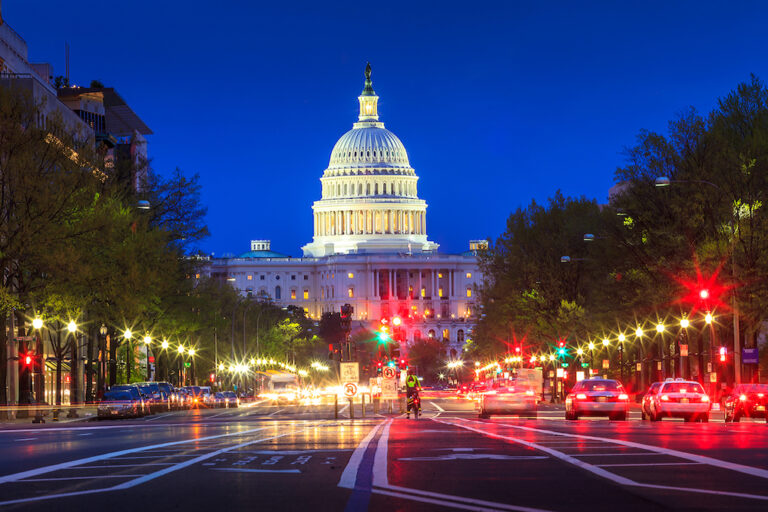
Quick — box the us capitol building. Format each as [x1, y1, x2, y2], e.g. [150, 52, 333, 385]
[207, 65, 484, 357]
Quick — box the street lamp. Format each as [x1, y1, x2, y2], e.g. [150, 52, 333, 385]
[66, 321, 79, 417]
[99, 324, 108, 394]
[143, 335, 152, 380]
[123, 329, 133, 383]
[32, 317, 43, 330]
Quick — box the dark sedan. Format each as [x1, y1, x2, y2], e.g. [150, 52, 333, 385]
[97, 390, 142, 419]
[725, 383, 768, 422]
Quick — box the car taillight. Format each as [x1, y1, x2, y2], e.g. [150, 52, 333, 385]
[740, 394, 747, 401]
[618, 393, 628, 400]
[758, 393, 764, 398]
[576, 393, 587, 400]
[525, 390, 535, 396]
[660, 394, 669, 401]
[701, 395, 710, 402]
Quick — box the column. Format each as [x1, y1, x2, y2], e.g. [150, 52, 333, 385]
[422, 212, 426, 234]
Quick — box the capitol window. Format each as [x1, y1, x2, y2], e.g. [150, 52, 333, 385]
[466, 272, 472, 278]
[438, 287, 443, 298]
[247, 275, 253, 281]
[348, 272, 354, 279]
[290, 290, 296, 300]
[304, 275, 309, 280]
[291, 275, 296, 280]
[421, 287, 426, 297]
[348, 287, 354, 298]
[303, 289, 309, 300]
[466, 287, 472, 298]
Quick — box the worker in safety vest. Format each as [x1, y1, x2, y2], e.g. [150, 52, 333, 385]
[405, 369, 421, 418]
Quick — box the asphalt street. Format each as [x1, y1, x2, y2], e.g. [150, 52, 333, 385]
[0, 396, 767, 511]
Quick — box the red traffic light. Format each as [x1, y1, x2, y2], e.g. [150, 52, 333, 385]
[210, 373, 215, 382]
[400, 359, 406, 366]
[24, 355, 32, 365]
[557, 340, 565, 348]
[719, 346, 727, 362]
[699, 289, 710, 300]
[376, 361, 382, 368]
[515, 346, 521, 353]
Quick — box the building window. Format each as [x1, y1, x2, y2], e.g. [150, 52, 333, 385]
[443, 329, 450, 341]
[275, 286, 282, 300]
[260, 275, 265, 280]
[438, 287, 443, 298]
[247, 275, 253, 281]
[276, 275, 280, 280]
[428, 329, 435, 339]
[408, 285, 413, 298]
[348, 272, 354, 279]
[466, 287, 472, 298]
[195, 274, 200, 279]
[438, 273, 443, 278]
[348, 287, 354, 298]
[421, 287, 426, 298]
[291, 289, 297, 300]
[304, 275, 309, 280]
[466, 272, 472, 279]
[291, 275, 296, 280]
[303, 289, 309, 300]
[457, 329, 465, 342]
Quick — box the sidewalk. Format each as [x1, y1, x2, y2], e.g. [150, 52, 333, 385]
[0, 405, 96, 426]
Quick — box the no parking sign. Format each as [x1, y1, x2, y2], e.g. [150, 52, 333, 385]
[343, 382, 358, 398]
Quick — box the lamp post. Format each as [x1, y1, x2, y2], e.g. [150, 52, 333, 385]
[143, 336, 152, 381]
[161, 339, 169, 381]
[177, 345, 185, 386]
[66, 321, 79, 418]
[655, 176, 741, 385]
[98, 324, 107, 397]
[188, 348, 196, 385]
[655, 323, 665, 381]
[31, 317, 44, 423]
[123, 329, 133, 384]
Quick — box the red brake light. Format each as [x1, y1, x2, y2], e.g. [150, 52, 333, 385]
[739, 394, 747, 401]
[24, 356, 32, 365]
[701, 395, 710, 402]
[576, 393, 587, 400]
[661, 394, 669, 401]
[618, 393, 629, 400]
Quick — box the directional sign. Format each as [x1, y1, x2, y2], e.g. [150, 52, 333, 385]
[343, 382, 358, 398]
[743, 348, 759, 364]
[382, 366, 396, 380]
[340, 362, 359, 384]
[381, 378, 398, 400]
[602, 359, 610, 369]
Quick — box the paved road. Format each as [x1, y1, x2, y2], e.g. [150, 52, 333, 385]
[0, 398, 767, 511]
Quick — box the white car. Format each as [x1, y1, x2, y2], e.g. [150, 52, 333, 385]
[645, 379, 710, 422]
[478, 384, 537, 419]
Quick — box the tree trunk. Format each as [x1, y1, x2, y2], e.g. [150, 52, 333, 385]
[109, 331, 116, 387]
[0, 313, 8, 407]
[70, 332, 78, 405]
[85, 327, 94, 403]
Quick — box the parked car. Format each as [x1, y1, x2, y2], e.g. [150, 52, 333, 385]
[212, 392, 227, 408]
[643, 379, 710, 422]
[724, 383, 768, 422]
[565, 378, 629, 421]
[98, 390, 142, 419]
[478, 382, 537, 419]
[641, 382, 662, 420]
[136, 382, 171, 412]
[109, 385, 148, 416]
[157, 381, 181, 410]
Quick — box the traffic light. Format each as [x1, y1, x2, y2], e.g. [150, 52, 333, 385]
[399, 358, 407, 368]
[24, 355, 32, 366]
[377, 325, 391, 343]
[210, 373, 215, 383]
[515, 346, 521, 354]
[719, 346, 727, 362]
[387, 360, 395, 368]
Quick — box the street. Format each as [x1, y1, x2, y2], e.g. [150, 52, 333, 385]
[1, 396, 767, 511]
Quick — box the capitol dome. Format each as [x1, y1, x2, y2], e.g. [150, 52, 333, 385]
[302, 63, 438, 258]
[328, 126, 410, 171]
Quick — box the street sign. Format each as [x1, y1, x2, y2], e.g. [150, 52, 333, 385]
[680, 345, 688, 357]
[340, 362, 359, 383]
[743, 348, 759, 364]
[556, 368, 564, 378]
[382, 366, 396, 380]
[636, 363, 642, 371]
[602, 359, 610, 369]
[381, 378, 398, 399]
[576, 371, 585, 382]
[13, 336, 33, 342]
[710, 372, 717, 383]
[343, 382, 358, 398]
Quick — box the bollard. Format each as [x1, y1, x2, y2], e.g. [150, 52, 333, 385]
[388, 399, 392, 414]
[52, 409, 60, 422]
[349, 398, 354, 419]
[334, 394, 338, 419]
[361, 394, 366, 417]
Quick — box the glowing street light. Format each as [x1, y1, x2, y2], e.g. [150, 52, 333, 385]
[143, 335, 151, 345]
[67, 321, 77, 333]
[705, 312, 713, 324]
[178, 345, 185, 354]
[618, 333, 626, 343]
[635, 328, 644, 338]
[576, 348, 584, 356]
[656, 323, 665, 334]
[602, 338, 610, 347]
[188, 348, 196, 357]
[161, 339, 169, 349]
[123, 329, 132, 339]
[588, 342, 595, 351]
[680, 318, 690, 329]
[32, 318, 43, 330]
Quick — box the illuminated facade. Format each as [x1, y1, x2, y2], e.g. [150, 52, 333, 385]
[209, 65, 483, 356]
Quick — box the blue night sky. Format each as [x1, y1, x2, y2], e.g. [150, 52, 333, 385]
[7, 1, 768, 256]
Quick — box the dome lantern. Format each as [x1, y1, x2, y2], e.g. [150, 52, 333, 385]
[358, 62, 379, 122]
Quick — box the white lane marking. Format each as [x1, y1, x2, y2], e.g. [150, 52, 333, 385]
[430, 401, 445, 412]
[374, 485, 553, 512]
[114, 455, 200, 459]
[14, 438, 37, 442]
[571, 453, 666, 457]
[0, 426, 268, 484]
[212, 468, 301, 474]
[22, 475, 144, 481]
[371, 419, 391, 487]
[338, 404, 349, 414]
[433, 418, 635, 486]
[68, 463, 175, 468]
[597, 462, 704, 468]
[337, 419, 387, 489]
[487, 421, 768, 480]
[444, 418, 768, 502]
[397, 454, 548, 462]
[0, 424, 323, 507]
[232, 449, 353, 455]
[207, 410, 240, 419]
[77, 433, 92, 436]
[145, 412, 173, 421]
